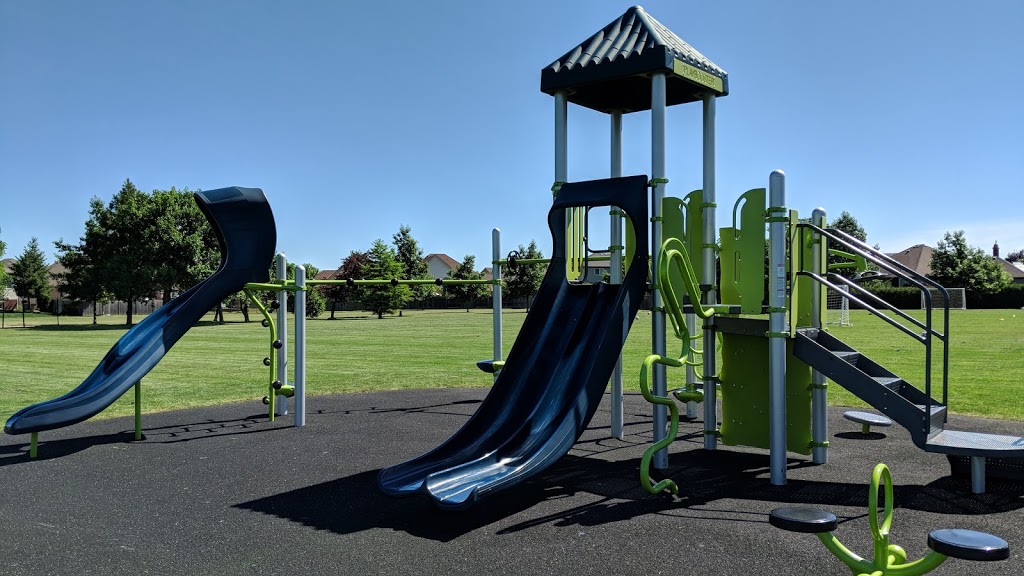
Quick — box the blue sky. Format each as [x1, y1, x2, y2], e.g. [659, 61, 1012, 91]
[2, 1, 1022, 273]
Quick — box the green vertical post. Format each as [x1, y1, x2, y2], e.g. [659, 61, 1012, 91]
[30, 432, 38, 459]
[135, 379, 142, 440]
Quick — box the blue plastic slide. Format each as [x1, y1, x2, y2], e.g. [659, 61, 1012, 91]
[379, 176, 650, 509]
[5, 187, 276, 435]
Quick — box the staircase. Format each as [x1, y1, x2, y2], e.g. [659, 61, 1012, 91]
[793, 328, 946, 444]
[793, 225, 1024, 494]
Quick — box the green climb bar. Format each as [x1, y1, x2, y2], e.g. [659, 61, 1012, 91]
[134, 379, 142, 441]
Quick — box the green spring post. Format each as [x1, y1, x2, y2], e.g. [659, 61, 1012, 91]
[135, 379, 142, 441]
[30, 432, 38, 459]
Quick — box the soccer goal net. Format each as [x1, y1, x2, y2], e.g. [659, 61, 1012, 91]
[826, 286, 851, 326]
[921, 287, 966, 310]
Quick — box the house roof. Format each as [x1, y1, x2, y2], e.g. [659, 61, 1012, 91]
[1, 258, 13, 274]
[481, 267, 493, 281]
[885, 244, 934, 276]
[425, 253, 459, 270]
[313, 269, 338, 281]
[996, 258, 1024, 279]
[540, 5, 728, 114]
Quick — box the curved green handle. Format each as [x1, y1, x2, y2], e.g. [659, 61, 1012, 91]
[639, 353, 683, 494]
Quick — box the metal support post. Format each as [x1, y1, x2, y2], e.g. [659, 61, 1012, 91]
[294, 264, 306, 427]
[275, 253, 288, 417]
[610, 111, 624, 439]
[768, 170, 788, 485]
[651, 73, 669, 469]
[810, 208, 828, 464]
[702, 94, 719, 449]
[492, 228, 502, 383]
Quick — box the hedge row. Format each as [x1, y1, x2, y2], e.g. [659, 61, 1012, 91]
[848, 283, 1024, 310]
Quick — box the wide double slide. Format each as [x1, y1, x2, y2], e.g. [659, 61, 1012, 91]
[5, 187, 276, 436]
[379, 176, 650, 509]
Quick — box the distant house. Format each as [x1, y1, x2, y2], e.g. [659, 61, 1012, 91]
[313, 269, 338, 281]
[425, 253, 460, 279]
[992, 242, 1024, 285]
[1, 258, 15, 301]
[885, 243, 1024, 286]
[886, 244, 933, 277]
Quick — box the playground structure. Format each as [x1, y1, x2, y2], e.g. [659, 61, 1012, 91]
[4, 3, 1022, 532]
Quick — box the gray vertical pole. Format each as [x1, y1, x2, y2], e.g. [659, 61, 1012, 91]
[492, 228, 502, 383]
[275, 253, 288, 417]
[651, 73, 669, 469]
[810, 208, 827, 463]
[702, 94, 718, 449]
[768, 170, 788, 485]
[294, 264, 306, 427]
[555, 91, 568, 200]
[610, 111, 624, 439]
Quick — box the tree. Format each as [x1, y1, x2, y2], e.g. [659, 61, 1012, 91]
[0, 226, 8, 291]
[297, 263, 326, 318]
[324, 250, 368, 319]
[504, 240, 544, 310]
[360, 240, 410, 319]
[1006, 249, 1024, 263]
[55, 227, 111, 325]
[392, 225, 432, 299]
[445, 255, 487, 312]
[930, 230, 1011, 296]
[151, 188, 219, 303]
[827, 211, 869, 278]
[93, 180, 164, 326]
[10, 237, 51, 311]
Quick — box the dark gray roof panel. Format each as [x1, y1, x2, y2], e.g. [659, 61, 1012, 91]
[540, 6, 728, 113]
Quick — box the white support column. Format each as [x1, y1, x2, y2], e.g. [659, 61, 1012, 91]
[275, 253, 288, 417]
[492, 228, 502, 383]
[610, 111, 624, 439]
[651, 73, 669, 469]
[810, 208, 827, 463]
[702, 94, 718, 449]
[768, 171, 788, 485]
[294, 264, 306, 427]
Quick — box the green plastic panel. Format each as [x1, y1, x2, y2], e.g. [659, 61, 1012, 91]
[719, 330, 813, 455]
[662, 197, 686, 300]
[566, 208, 584, 281]
[624, 210, 635, 275]
[683, 190, 704, 277]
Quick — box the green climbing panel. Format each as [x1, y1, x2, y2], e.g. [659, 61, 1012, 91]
[566, 207, 584, 280]
[683, 190, 704, 278]
[719, 188, 766, 314]
[719, 318, 813, 455]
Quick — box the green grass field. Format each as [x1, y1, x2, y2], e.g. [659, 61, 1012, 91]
[1, 307, 1021, 423]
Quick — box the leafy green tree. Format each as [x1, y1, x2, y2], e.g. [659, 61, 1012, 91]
[92, 180, 161, 326]
[55, 222, 111, 325]
[392, 225, 432, 299]
[361, 240, 410, 319]
[827, 211, 870, 278]
[324, 250, 368, 319]
[445, 255, 486, 312]
[504, 240, 544, 310]
[0, 226, 8, 291]
[151, 188, 218, 303]
[930, 230, 1011, 296]
[10, 237, 51, 311]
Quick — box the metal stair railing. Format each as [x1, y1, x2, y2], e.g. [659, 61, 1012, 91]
[794, 224, 950, 424]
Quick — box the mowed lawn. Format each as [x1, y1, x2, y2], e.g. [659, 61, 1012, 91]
[0, 307, 1021, 423]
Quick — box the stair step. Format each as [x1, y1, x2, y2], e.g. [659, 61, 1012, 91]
[914, 404, 947, 416]
[872, 376, 902, 391]
[833, 351, 860, 365]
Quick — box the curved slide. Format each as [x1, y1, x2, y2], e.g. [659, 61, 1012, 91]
[5, 187, 276, 435]
[379, 176, 650, 509]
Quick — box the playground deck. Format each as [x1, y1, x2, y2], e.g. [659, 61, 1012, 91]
[1, 389, 1021, 575]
